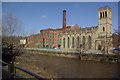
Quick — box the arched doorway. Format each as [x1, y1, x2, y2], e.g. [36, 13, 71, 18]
[98, 45, 101, 50]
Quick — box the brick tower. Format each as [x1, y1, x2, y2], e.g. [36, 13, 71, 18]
[63, 10, 66, 31]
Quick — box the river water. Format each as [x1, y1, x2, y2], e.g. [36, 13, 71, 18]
[22, 53, 120, 78]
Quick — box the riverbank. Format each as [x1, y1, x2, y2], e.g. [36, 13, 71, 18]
[15, 53, 120, 78]
[15, 55, 57, 78]
[20, 49, 120, 63]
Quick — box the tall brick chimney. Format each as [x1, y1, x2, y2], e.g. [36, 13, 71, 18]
[63, 10, 66, 31]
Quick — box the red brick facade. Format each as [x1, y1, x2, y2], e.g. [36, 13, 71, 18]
[27, 9, 82, 48]
[27, 28, 64, 48]
[27, 33, 43, 48]
[27, 10, 69, 48]
[112, 34, 120, 48]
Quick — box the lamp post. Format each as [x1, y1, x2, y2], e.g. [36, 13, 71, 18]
[8, 44, 15, 80]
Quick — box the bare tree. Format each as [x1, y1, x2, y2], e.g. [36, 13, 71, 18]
[2, 12, 22, 36]
[2, 12, 23, 46]
[2, 12, 25, 66]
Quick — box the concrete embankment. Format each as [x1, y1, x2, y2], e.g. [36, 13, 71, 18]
[19, 48, 120, 63]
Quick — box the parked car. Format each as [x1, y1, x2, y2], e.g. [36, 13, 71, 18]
[113, 48, 120, 54]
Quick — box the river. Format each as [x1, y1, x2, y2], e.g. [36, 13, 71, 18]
[21, 53, 120, 78]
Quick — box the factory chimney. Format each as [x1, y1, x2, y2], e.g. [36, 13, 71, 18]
[63, 10, 66, 31]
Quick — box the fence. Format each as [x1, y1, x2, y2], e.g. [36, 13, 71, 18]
[0, 60, 44, 80]
[24, 48, 115, 54]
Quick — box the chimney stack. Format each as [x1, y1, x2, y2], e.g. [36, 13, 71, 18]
[63, 10, 66, 31]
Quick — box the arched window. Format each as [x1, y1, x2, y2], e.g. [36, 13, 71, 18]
[68, 37, 69, 48]
[88, 36, 92, 49]
[83, 36, 85, 48]
[63, 38, 65, 48]
[105, 11, 107, 17]
[103, 12, 104, 18]
[100, 12, 102, 18]
[103, 27, 105, 31]
[72, 37, 74, 48]
[77, 36, 79, 48]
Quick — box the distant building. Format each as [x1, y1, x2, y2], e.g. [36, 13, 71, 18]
[20, 39, 27, 47]
[27, 33, 43, 48]
[112, 34, 120, 48]
[61, 6, 113, 52]
[27, 6, 115, 52]
[27, 10, 71, 48]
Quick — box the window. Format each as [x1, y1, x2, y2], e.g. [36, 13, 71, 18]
[88, 36, 92, 49]
[63, 38, 65, 48]
[103, 27, 105, 31]
[72, 37, 74, 48]
[68, 37, 69, 48]
[83, 36, 85, 48]
[77, 36, 79, 48]
[100, 12, 102, 18]
[103, 12, 104, 18]
[105, 11, 107, 17]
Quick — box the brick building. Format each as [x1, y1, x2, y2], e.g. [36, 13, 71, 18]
[112, 33, 120, 48]
[27, 10, 72, 48]
[27, 33, 43, 48]
[40, 28, 63, 48]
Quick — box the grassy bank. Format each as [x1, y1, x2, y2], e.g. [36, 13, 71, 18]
[15, 56, 57, 78]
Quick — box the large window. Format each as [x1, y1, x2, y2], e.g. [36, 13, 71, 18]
[88, 36, 92, 49]
[103, 12, 104, 18]
[103, 27, 105, 31]
[63, 38, 65, 48]
[72, 37, 74, 48]
[100, 12, 102, 18]
[105, 11, 107, 17]
[77, 36, 79, 48]
[83, 36, 85, 48]
[68, 37, 69, 48]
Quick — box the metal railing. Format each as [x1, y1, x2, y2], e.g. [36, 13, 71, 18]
[0, 60, 45, 80]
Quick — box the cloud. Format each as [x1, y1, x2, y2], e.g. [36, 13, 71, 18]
[41, 15, 47, 18]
